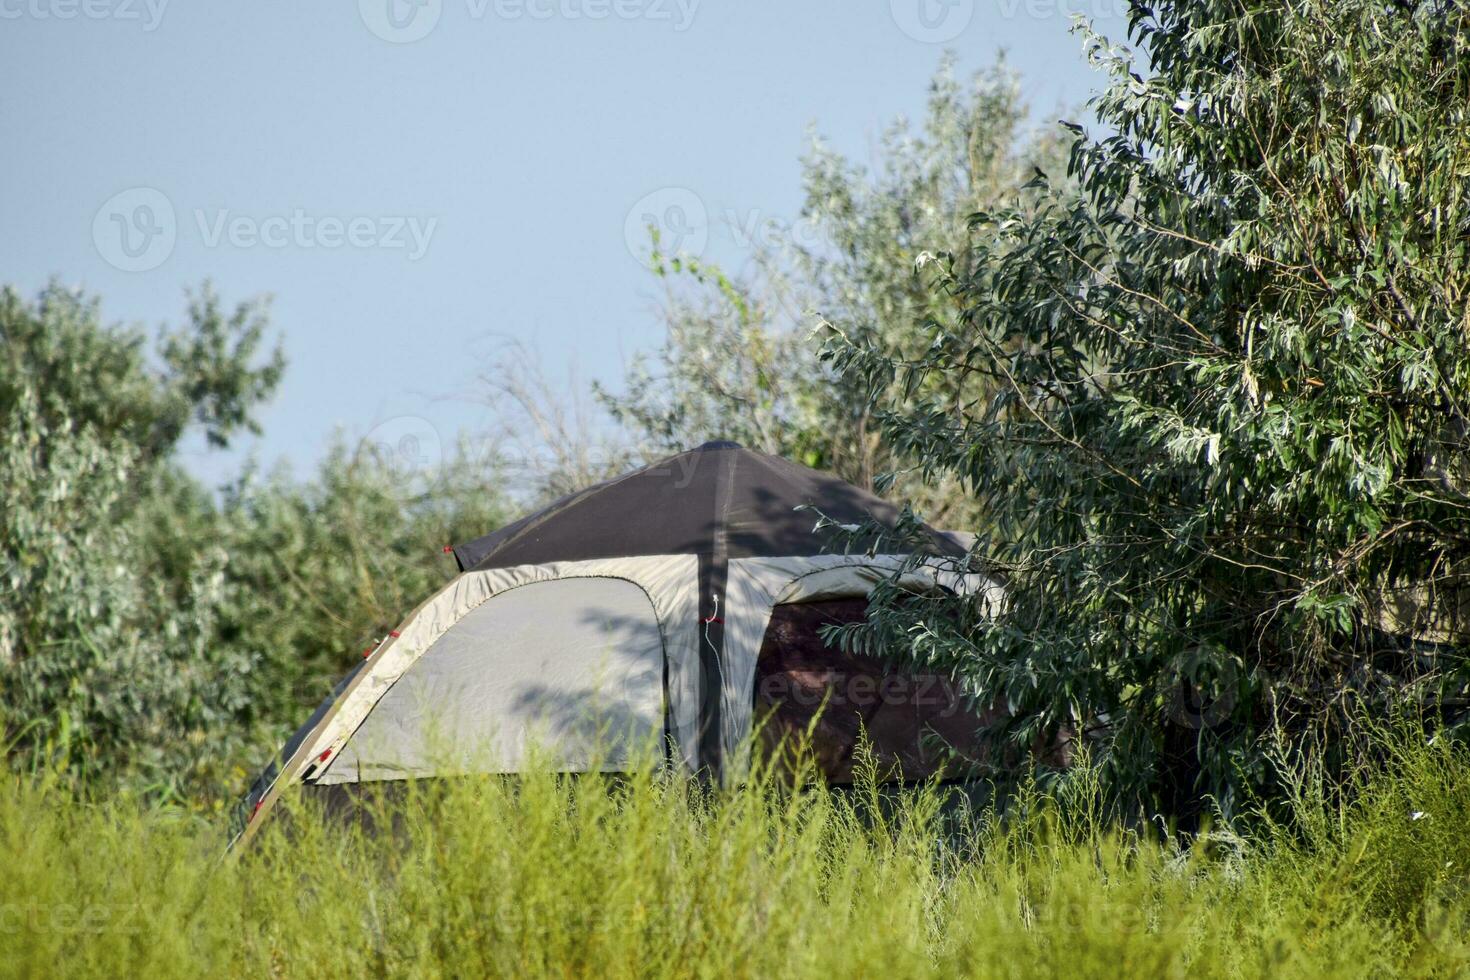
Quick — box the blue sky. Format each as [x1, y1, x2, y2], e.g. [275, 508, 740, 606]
[1, 0, 1128, 485]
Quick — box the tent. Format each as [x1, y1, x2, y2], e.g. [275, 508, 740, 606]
[235, 441, 999, 844]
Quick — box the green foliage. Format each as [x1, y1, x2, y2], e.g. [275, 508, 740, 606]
[0, 284, 510, 803]
[0, 283, 284, 793]
[823, 1, 1470, 817]
[0, 283, 284, 461]
[5, 731, 1470, 977]
[602, 57, 1068, 525]
[205, 447, 510, 742]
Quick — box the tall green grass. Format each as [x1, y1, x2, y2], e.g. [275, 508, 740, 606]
[4, 734, 1470, 979]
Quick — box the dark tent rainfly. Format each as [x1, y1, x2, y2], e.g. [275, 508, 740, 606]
[236, 442, 999, 845]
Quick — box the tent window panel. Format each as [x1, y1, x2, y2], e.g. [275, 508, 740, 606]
[321, 577, 665, 782]
[752, 599, 992, 783]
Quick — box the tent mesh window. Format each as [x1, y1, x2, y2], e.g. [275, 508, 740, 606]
[751, 599, 990, 783]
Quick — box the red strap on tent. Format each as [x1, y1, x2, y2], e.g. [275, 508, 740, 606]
[363, 631, 399, 656]
[703, 615, 723, 624]
[250, 800, 263, 821]
[317, 748, 332, 763]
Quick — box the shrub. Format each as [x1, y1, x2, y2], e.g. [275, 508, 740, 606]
[3, 731, 1469, 977]
[823, 0, 1470, 819]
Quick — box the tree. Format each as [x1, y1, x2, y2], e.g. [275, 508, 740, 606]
[0, 282, 283, 793]
[824, 0, 1470, 819]
[601, 56, 1068, 527]
[0, 283, 512, 802]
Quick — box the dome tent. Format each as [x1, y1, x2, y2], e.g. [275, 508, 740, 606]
[234, 441, 997, 845]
